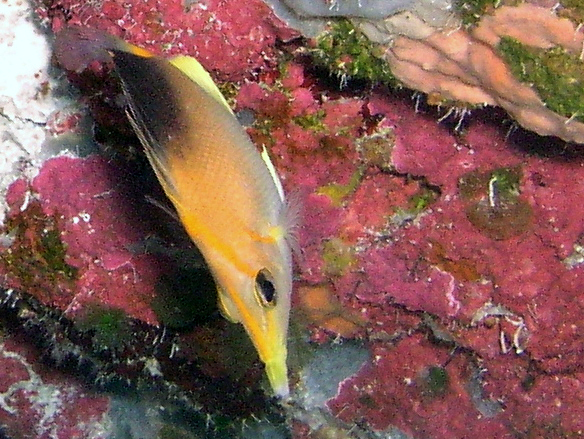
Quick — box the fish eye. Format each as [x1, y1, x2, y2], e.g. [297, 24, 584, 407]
[254, 269, 277, 307]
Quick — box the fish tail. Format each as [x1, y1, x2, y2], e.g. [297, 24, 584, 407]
[53, 25, 153, 72]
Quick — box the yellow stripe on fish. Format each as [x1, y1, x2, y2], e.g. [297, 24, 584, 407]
[55, 27, 294, 398]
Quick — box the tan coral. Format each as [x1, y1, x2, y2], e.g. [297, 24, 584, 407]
[361, 4, 584, 144]
[473, 5, 584, 51]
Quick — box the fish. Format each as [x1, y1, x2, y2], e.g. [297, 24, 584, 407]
[54, 27, 295, 398]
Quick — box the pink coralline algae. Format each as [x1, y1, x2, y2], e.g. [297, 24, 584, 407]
[0, 334, 109, 439]
[328, 334, 508, 437]
[237, 60, 584, 435]
[40, 0, 299, 82]
[2, 155, 163, 324]
[3, 0, 583, 437]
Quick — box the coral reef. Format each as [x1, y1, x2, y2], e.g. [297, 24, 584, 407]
[268, 0, 584, 144]
[263, 0, 453, 37]
[41, 0, 299, 82]
[0, 333, 110, 439]
[236, 63, 584, 436]
[2, 155, 162, 321]
[1, 0, 583, 437]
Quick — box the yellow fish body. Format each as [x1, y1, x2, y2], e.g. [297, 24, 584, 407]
[56, 28, 293, 397]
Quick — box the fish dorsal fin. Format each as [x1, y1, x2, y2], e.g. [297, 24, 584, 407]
[260, 146, 285, 203]
[169, 55, 233, 114]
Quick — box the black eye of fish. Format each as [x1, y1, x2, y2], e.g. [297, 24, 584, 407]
[254, 269, 277, 307]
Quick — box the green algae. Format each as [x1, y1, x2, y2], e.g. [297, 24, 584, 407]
[421, 365, 450, 398]
[408, 185, 440, 213]
[246, 89, 292, 147]
[498, 36, 584, 123]
[1, 201, 78, 300]
[389, 181, 440, 226]
[74, 303, 132, 351]
[489, 167, 520, 192]
[317, 168, 363, 206]
[293, 109, 326, 132]
[459, 166, 521, 200]
[216, 81, 240, 108]
[356, 127, 396, 171]
[310, 19, 396, 86]
[458, 166, 532, 240]
[456, 0, 521, 27]
[322, 237, 357, 277]
[457, 0, 499, 27]
[39, 229, 75, 277]
[251, 115, 277, 147]
[558, 0, 584, 24]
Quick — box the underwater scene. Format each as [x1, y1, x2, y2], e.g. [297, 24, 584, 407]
[0, 0, 583, 437]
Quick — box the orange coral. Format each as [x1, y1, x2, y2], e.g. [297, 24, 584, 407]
[296, 284, 366, 338]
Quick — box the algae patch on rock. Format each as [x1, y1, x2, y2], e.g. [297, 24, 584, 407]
[498, 36, 584, 124]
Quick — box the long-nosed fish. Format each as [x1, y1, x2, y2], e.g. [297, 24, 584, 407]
[55, 27, 294, 398]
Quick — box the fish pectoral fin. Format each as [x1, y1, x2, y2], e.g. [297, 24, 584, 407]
[280, 190, 303, 260]
[217, 287, 241, 323]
